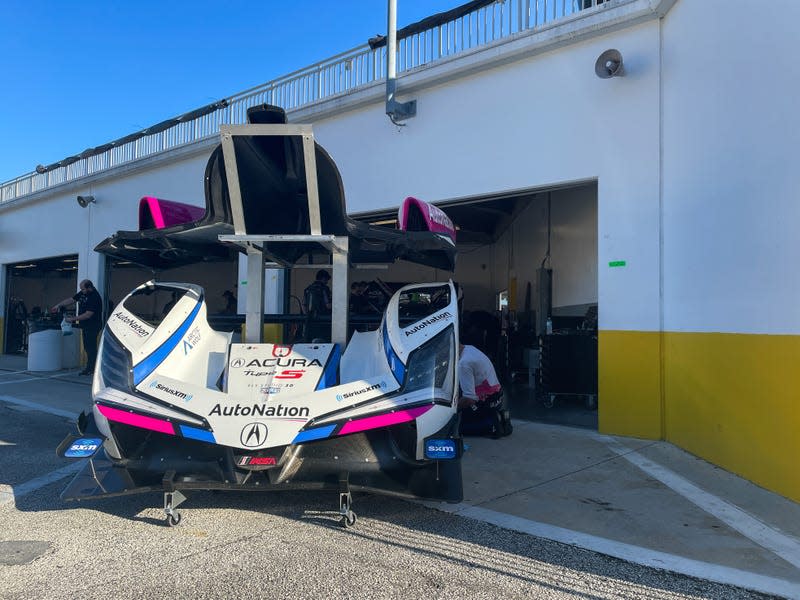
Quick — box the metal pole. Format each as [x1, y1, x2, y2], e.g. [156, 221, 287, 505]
[385, 0, 416, 123]
[386, 0, 397, 83]
[245, 247, 265, 343]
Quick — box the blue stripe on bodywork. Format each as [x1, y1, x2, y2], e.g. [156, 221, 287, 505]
[383, 322, 405, 384]
[292, 425, 336, 444]
[315, 344, 341, 391]
[179, 425, 216, 443]
[133, 301, 202, 385]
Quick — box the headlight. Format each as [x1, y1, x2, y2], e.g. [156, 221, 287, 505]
[402, 326, 455, 399]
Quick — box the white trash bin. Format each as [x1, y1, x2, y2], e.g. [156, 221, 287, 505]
[62, 332, 81, 369]
[27, 329, 62, 372]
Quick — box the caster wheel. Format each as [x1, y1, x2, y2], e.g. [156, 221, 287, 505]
[166, 512, 182, 527]
[543, 394, 555, 409]
[341, 512, 357, 528]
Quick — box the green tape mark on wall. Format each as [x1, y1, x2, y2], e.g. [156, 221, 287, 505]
[608, 260, 626, 268]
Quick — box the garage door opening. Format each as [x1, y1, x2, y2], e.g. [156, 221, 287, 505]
[4, 255, 79, 355]
[345, 182, 598, 429]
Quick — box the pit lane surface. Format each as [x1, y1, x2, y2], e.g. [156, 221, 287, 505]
[0, 393, 775, 600]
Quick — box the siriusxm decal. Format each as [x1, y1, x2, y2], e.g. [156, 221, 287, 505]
[149, 380, 193, 402]
[424, 438, 458, 460]
[65, 438, 103, 458]
[335, 381, 387, 402]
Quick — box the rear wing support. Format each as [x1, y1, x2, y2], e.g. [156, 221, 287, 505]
[218, 124, 350, 345]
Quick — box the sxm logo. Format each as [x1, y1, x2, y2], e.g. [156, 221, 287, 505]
[65, 438, 103, 458]
[424, 438, 458, 460]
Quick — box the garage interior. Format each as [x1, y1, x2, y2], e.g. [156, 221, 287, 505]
[4, 255, 79, 355]
[292, 181, 599, 429]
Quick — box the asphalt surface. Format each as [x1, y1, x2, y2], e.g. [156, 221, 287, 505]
[0, 376, 777, 600]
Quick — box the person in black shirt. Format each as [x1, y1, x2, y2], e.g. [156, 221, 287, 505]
[52, 279, 103, 376]
[303, 269, 332, 342]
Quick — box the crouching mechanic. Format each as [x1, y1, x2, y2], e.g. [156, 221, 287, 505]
[457, 343, 512, 437]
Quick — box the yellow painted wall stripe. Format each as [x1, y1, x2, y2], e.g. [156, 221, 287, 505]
[663, 332, 800, 503]
[598, 330, 662, 439]
[599, 330, 800, 503]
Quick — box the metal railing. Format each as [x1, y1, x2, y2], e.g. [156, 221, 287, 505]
[0, 0, 608, 204]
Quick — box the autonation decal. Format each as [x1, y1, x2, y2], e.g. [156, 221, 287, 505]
[113, 311, 151, 337]
[404, 311, 452, 337]
[209, 404, 310, 418]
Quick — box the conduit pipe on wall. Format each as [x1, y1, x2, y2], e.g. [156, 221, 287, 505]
[385, 0, 417, 125]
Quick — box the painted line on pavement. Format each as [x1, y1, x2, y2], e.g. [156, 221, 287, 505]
[430, 503, 800, 599]
[0, 461, 85, 506]
[0, 394, 78, 419]
[0, 372, 81, 386]
[598, 435, 800, 571]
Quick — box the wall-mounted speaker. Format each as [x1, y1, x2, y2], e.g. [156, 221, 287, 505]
[595, 49, 624, 78]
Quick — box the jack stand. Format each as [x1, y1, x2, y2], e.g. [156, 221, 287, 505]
[338, 472, 357, 528]
[163, 485, 187, 528]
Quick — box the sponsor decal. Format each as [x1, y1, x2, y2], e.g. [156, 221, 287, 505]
[404, 311, 452, 337]
[230, 357, 246, 368]
[149, 380, 193, 402]
[237, 455, 277, 467]
[275, 369, 305, 379]
[243, 370, 277, 377]
[65, 437, 103, 458]
[210, 404, 310, 418]
[428, 205, 454, 229]
[183, 326, 201, 355]
[243, 358, 321, 368]
[335, 381, 387, 402]
[260, 386, 281, 395]
[240, 423, 268, 448]
[113, 311, 150, 337]
[272, 345, 292, 358]
[240, 368, 307, 379]
[424, 438, 458, 460]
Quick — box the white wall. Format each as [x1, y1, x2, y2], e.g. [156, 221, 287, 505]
[0, 149, 209, 293]
[662, 1, 800, 335]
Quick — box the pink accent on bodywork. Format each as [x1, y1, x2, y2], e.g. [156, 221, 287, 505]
[138, 196, 205, 230]
[338, 404, 433, 436]
[98, 404, 175, 435]
[397, 197, 456, 243]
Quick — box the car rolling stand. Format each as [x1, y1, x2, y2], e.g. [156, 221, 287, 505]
[162, 470, 187, 527]
[338, 472, 357, 528]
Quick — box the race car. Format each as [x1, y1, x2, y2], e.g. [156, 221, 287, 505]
[58, 104, 463, 526]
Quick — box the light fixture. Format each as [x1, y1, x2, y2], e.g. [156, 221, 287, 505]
[77, 195, 96, 208]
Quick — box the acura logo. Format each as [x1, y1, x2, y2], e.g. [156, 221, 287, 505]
[240, 422, 268, 448]
[230, 357, 246, 368]
[271, 345, 292, 358]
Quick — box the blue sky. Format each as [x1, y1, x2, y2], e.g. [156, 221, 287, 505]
[0, 0, 460, 183]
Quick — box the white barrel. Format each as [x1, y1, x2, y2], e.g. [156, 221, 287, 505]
[27, 329, 62, 371]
